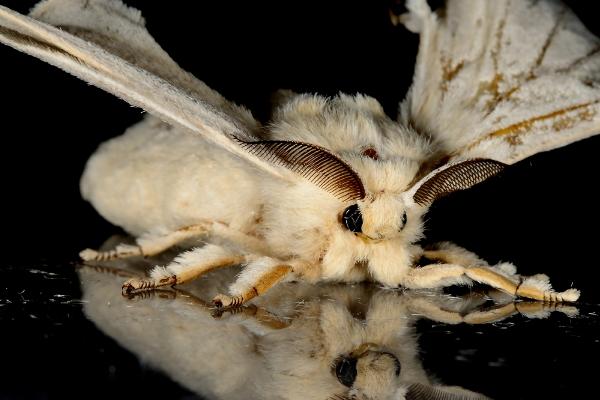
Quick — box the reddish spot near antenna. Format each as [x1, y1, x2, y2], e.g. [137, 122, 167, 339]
[362, 148, 378, 160]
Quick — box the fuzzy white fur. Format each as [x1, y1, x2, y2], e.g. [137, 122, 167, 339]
[150, 244, 236, 280]
[0, 0, 588, 302]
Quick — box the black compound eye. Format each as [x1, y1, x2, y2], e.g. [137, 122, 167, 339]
[401, 211, 407, 227]
[335, 357, 358, 387]
[342, 204, 363, 233]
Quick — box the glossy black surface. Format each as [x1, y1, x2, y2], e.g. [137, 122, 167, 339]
[2, 260, 599, 399]
[1, 1, 600, 399]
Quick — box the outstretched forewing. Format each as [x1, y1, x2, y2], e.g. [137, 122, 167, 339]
[400, 0, 600, 165]
[0, 0, 286, 178]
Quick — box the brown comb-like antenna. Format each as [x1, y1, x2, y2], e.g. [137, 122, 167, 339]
[413, 159, 506, 206]
[234, 138, 366, 202]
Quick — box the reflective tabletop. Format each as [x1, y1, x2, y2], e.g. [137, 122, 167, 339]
[2, 245, 598, 400]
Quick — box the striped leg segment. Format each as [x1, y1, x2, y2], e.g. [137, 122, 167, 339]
[465, 267, 580, 303]
[80, 224, 209, 261]
[213, 258, 293, 308]
[122, 244, 244, 295]
[405, 262, 579, 303]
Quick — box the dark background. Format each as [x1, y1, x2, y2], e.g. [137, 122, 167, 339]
[0, 1, 599, 399]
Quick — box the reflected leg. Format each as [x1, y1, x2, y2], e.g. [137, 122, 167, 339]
[162, 288, 293, 330]
[408, 295, 578, 324]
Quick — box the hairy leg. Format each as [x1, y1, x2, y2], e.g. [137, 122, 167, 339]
[212, 257, 293, 308]
[80, 223, 210, 261]
[122, 244, 244, 295]
[421, 241, 517, 277]
[414, 242, 579, 302]
[465, 267, 579, 302]
[405, 263, 580, 302]
[80, 221, 267, 261]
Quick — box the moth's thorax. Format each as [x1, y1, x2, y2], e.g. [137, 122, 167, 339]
[268, 93, 430, 164]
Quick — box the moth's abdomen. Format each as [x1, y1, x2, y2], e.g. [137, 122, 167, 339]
[80, 116, 263, 236]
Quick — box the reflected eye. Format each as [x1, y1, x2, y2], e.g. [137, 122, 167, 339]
[342, 204, 363, 233]
[335, 357, 357, 387]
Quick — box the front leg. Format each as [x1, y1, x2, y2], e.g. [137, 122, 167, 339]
[465, 267, 580, 302]
[122, 244, 244, 295]
[212, 257, 293, 308]
[420, 241, 517, 277]
[413, 242, 580, 302]
[405, 262, 580, 303]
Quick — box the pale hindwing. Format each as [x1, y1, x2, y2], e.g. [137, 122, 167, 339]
[0, 0, 289, 179]
[401, 0, 600, 165]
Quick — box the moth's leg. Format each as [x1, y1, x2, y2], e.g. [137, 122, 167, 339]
[212, 257, 293, 308]
[404, 264, 472, 289]
[172, 288, 292, 330]
[420, 242, 484, 266]
[122, 244, 245, 295]
[421, 241, 517, 277]
[80, 221, 267, 262]
[408, 296, 517, 324]
[80, 224, 209, 261]
[76, 263, 139, 278]
[238, 305, 293, 329]
[409, 297, 577, 324]
[405, 263, 580, 302]
[464, 267, 580, 302]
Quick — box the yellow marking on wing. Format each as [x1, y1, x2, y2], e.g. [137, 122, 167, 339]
[440, 57, 465, 93]
[464, 100, 600, 152]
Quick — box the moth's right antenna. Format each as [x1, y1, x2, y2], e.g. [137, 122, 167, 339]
[409, 159, 506, 206]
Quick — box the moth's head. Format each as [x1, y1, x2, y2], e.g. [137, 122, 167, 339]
[259, 94, 506, 258]
[342, 192, 417, 242]
[265, 93, 432, 246]
[339, 158, 507, 244]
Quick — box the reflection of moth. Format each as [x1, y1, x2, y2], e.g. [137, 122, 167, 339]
[79, 260, 576, 400]
[1, 0, 595, 305]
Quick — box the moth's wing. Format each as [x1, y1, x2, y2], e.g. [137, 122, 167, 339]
[0, 0, 286, 178]
[400, 0, 600, 165]
[28, 0, 257, 132]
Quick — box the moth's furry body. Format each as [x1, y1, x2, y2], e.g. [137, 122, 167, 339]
[81, 116, 263, 238]
[1, 0, 595, 304]
[82, 94, 429, 286]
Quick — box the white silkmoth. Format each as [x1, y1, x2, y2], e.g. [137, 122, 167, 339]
[1, 0, 596, 306]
